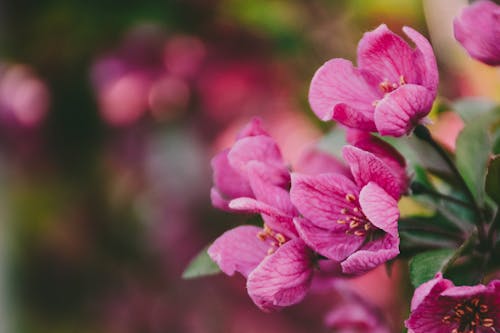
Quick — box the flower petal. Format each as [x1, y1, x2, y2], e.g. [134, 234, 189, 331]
[208, 226, 270, 278]
[342, 146, 400, 200]
[247, 238, 313, 312]
[236, 116, 269, 139]
[211, 149, 252, 200]
[228, 135, 289, 186]
[290, 172, 360, 229]
[228, 197, 294, 237]
[308, 58, 379, 126]
[402, 26, 439, 93]
[373, 84, 435, 137]
[341, 234, 399, 274]
[405, 274, 457, 333]
[359, 182, 399, 237]
[350, 133, 408, 195]
[453, 0, 500, 66]
[357, 24, 418, 84]
[294, 146, 350, 177]
[294, 217, 363, 261]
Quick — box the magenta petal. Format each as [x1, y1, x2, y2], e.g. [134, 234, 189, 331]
[210, 187, 230, 210]
[228, 135, 289, 186]
[359, 182, 399, 237]
[290, 172, 360, 229]
[228, 197, 295, 237]
[409, 273, 452, 311]
[207, 226, 269, 278]
[211, 149, 252, 199]
[294, 217, 363, 261]
[357, 24, 419, 84]
[402, 26, 439, 93]
[247, 238, 313, 312]
[351, 134, 408, 194]
[332, 104, 378, 132]
[341, 234, 399, 274]
[294, 147, 350, 177]
[342, 146, 400, 200]
[374, 84, 435, 137]
[453, 0, 500, 66]
[236, 117, 269, 139]
[308, 58, 379, 124]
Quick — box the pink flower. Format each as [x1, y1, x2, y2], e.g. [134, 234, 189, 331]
[406, 273, 500, 333]
[454, 0, 500, 66]
[210, 117, 289, 212]
[309, 24, 438, 137]
[290, 145, 400, 274]
[325, 292, 391, 333]
[208, 225, 315, 312]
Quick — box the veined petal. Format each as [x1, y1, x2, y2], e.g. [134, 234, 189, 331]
[341, 234, 399, 274]
[350, 133, 408, 195]
[247, 238, 313, 312]
[342, 146, 400, 200]
[410, 273, 451, 311]
[228, 197, 294, 237]
[359, 182, 399, 237]
[294, 217, 363, 261]
[374, 84, 435, 137]
[403, 26, 439, 93]
[357, 24, 419, 84]
[208, 226, 269, 278]
[308, 58, 379, 123]
[290, 172, 360, 229]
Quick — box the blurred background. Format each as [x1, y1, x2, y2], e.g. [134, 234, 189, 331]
[0, 0, 498, 332]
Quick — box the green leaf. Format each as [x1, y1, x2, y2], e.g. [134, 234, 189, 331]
[182, 245, 221, 279]
[409, 248, 454, 287]
[453, 98, 496, 123]
[486, 155, 500, 205]
[455, 108, 500, 206]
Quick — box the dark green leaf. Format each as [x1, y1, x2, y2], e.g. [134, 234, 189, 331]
[409, 248, 454, 287]
[455, 108, 500, 206]
[486, 155, 500, 205]
[182, 245, 220, 279]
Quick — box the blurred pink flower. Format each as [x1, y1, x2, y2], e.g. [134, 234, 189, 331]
[290, 146, 400, 274]
[406, 273, 500, 333]
[325, 290, 391, 333]
[454, 0, 500, 66]
[91, 26, 202, 126]
[309, 24, 438, 136]
[0, 64, 50, 127]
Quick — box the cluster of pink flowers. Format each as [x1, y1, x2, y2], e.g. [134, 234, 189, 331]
[206, 1, 500, 331]
[208, 116, 408, 311]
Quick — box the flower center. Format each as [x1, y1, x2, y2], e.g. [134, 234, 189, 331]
[256, 224, 287, 255]
[372, 75, 406, 106]
[336, 193, 373, 237]
[441, 297, 494, 333]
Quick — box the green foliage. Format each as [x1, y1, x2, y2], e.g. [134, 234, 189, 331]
[182, 245, 221, 279]
[486, 155, 500, 205]
[409, 248, 454, 287]
[454, 102, 500, 206]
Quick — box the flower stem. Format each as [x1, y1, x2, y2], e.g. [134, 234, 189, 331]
[410, 182, 474, 210]
[442, 232, 477, 274]
[413, 125, 488, 246]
